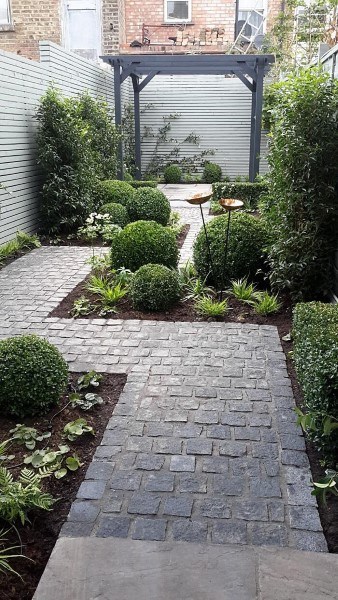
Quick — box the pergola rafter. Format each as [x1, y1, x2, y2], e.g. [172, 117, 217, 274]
[101, 53, 275, 182]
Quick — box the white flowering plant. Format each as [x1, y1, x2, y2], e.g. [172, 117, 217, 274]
[77, 213, 121, 244]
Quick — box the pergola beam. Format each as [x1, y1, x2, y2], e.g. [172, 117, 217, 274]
[103, 53, 275, 182]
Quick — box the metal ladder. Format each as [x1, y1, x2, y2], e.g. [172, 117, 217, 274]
[229, 2, 268, 54]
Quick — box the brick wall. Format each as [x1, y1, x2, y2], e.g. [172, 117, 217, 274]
[102, 0, 122, 54]
[0, 0, 61, 61]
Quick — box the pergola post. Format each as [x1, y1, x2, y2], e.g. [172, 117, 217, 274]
[114, 61, 124, 180]
[249, 59, 264, 182]
[131, 74, 142, 180]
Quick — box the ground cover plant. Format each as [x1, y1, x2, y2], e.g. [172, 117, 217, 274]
[0, 232, 41, 269]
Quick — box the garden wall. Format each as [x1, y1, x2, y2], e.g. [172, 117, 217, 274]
[139, 75, 269, 179]
[0, 42, 116, 245]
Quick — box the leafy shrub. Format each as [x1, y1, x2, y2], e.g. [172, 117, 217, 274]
[111, 220, 179, 272]
[293, 302, 338, 464]
[195, 296, 228, 318]
[263, 69, 338, 300]
[203, 162, 222, 184]
[96, 179, 135, 207]
[164, 165, 182, 184]
[100, 202, 129, 227]
[0, 335, 68, 418]
[128, 187, 171, 226]
[37, 88, 97, 234]
[129, 180, 158, 189]
[130, 264, 180, 311]
[193, 213, 270, 287]
[212, 181, 268, 210]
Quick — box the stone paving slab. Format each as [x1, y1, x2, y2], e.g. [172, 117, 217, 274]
[0, 245, 327, 552]
[33, 538, 338, 600]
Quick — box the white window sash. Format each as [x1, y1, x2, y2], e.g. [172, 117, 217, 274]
[0, 0, 11, 25]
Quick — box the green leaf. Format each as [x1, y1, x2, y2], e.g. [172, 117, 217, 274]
[54, 468, 67, 479]
[65, 456, 82, 471]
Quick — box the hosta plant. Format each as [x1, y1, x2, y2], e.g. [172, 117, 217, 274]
[9, 424, 51, 450]
[77, 370, 103, 390]
[70, 392, 103, 411]
[63, 419, 94, 441]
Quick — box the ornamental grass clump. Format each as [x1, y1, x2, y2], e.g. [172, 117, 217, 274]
[193, 213, 270, 288]
[111, 220, 179, 272]
[0, 335, 68, 418]
[130, 264, 181, 311]
[127, 187, 171, 226]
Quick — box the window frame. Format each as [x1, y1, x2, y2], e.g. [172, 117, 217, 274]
[0, 0, 13, 28]
[163, 0, 192, 24]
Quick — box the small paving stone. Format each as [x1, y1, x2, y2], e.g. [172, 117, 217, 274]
[248, 415, 272, 427]
[194, 410, 219, 424]
[289, 506, 322, 531]
[212, 475, 245, 495]
[289, 530, 328, 552]
[280, 434, 306, 451]
[268, 501, 285, 522]
[154, 438, 183, 454]
[202, 457, 229, 474]
[212, 521, 248, 545]
[145, 473, 175, 492]
[186, 439, 213, 455]
[132, 518, 167, 541]
[252, 443, 279, 459]
[128, 492, 161, 515]
[234, 500, 268, 521]
[262, 459, 280, 477]
[68, 501, 100, 523]
[173, 423, 203, 438]
[219, 441, 247, 457]
[220, 413, 246, 427]
[126, 437, 153, 452]
[110, 472, 142, 491]
[164, 410, 188, 422]
[135, 453, 165, 471]
[251, 523, 288, 546]
[77, 480, 106, 500]
[178, 474, 207, 493]
[172, 519, 208, 542]
[250, 477, 282, 498]
[195, 387, 217, 398]
[206, 425, 231, 440]
[147, 423, 174, 437]
[229, 458, 260, 478]
[170, 455, 195, 472]
[200, 498, 231, 519]
[101, 492, 124, 513]
[96, 517, 131, 538]
[281, 450, 309, 467]
[163, 496, 193, 517]
[85, 462, 114, 481]
[60, 522, 93, 537]
[234, 427, 260, 441]
[228, 402, 253, 412]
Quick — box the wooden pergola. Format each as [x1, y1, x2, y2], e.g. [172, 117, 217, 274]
[101, 53, 275, 181]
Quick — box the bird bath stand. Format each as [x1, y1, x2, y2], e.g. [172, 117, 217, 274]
[218, 198, 244, 300]
[186, 190, 215, 282]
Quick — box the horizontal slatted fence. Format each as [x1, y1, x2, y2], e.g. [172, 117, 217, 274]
[0, 42, 115, 244]
[139, 75, 268, 179]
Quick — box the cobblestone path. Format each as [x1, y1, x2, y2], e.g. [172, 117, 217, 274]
[0, 238, 327, 552]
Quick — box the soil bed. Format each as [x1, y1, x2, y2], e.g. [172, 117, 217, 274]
[41, 224, 190, 251]
[0, 372, 126, 600]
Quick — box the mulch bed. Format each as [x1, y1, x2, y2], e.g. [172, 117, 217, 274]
[0, 372, 126, 600]
[40, 224, 191, 251]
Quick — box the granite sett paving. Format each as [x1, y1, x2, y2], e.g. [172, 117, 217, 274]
[0, 242, 327, 553]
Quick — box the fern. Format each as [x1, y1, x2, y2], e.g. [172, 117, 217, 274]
[0, 466, 55, 525]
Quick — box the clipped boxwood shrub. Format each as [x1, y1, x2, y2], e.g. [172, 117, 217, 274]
[164, 165, 182, 184]
[130, 264, 180, 311]
[127, 187, 171, 226]
[111, 220, 179, 272]
[101, 202, 129, 227]
[203, 162, 222, 184]
[129, 180, 157, 189]
[293, 302, 338, 464]
[193, 213, 270, 287]
[0, 335, 68, 418]
[96, 179, 135, 207]
[212, 181, 268, 209]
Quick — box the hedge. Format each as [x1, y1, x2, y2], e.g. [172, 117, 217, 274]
[212, 181, 269, 209]
[293, 302, 338, 463]
[129, 181, 158, 189]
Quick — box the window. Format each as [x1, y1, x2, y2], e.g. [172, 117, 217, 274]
[0, 0, 11, 25]
[164, 0, 191, 23]
[63, 0, 102, 61]
[236, 0, 266, 39]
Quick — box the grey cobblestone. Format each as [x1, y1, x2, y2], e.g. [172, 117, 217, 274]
[0, 245, 326, 551]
